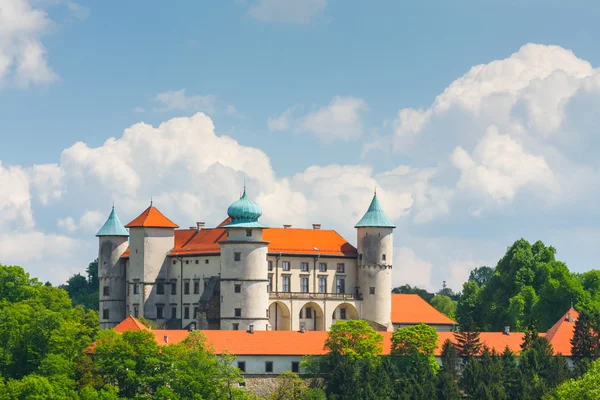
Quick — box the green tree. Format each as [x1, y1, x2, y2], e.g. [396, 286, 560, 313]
[430, 295, 456, 319]
[571, 307, 600, 372]
[454, 322, 481, 359]
[468, 266, 494, 287]
[553, 358, 600, 400]
[391, 322, 439, 372]
[61, 260, 99, 311]
[324, 320, 383, 360]
[436, 340, 460, 400]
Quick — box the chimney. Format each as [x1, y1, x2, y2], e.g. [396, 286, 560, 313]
[196, 222, 205, 230]
[164, 335, 169, 343]
[283, 224, 292, 229]
[312, 224, 321, 230]
[248, 324, 255, 334]
[504, 326, 510, 336]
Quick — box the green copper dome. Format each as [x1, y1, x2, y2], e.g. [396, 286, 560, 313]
[96, 206, 129, 237]
[355, 192, 395, 228]
[223, 188, 266, 228]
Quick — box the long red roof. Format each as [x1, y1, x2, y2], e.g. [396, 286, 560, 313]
[391, 294, 456, 325]
[111, 307, 576, 356]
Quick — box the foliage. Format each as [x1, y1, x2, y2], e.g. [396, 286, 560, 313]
[391, 284, 434, 302]
[553, 359, 600, 400]
[571, 306, 600, 368]
[270, 371, 326, 400]
[468, 266, 494, 287]
[456, 239, 589, 331]
[430, 295, 456, 319]
[454, 323, 482, 358]
[60, 260, 99, 311]
[324, 320, 383, 361]
[391, 323, 439, 372]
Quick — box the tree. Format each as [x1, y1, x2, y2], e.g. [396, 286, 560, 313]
[454, 321, 482, 359]
[324, 320, 383, 360]
[437, 340, 460, 400]
[430, 295, 456, 319]
[61, 260, 99, 311]
[571, 307, 600, 370]
[554, 359, 600, 400]
[391, 284, 434, 303]
[468, 266, 494, 287]
[391, 323, 439, 371]
[270, 371, 326, 400]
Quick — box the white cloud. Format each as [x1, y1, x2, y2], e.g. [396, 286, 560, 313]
[247, 0, 326, 24]
[78, 210, 104, 232]
[268, 96, 368, 142]
[154, 89, 217, 112]
[0, 162, 34, 231]
[57, 216, 77, 232]
[393, 246, 434, 291]
[450, 126, 557, 213]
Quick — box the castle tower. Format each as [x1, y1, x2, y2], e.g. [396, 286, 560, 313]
[220, 188, 269, 331]
[355, 192, 395, 331]
[97, 206, 129, 329]
[124, 204, 178, 322]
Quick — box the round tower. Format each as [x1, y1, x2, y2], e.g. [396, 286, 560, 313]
[97, 206, 129, 329]
[220, 188, 269, 331]
[355, 192, 395, 331]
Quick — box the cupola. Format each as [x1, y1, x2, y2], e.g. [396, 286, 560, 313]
[223, 188, 266, 228]
[354, 191, 395, 228]
[96, 206, 129, 237]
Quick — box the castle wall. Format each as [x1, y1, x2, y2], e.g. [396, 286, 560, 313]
[220, 228, 269, 331]
[98, 236, 128, 329]
[357, 227, 393, 330]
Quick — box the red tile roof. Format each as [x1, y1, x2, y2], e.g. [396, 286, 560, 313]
[124, 223, 356, 258]
[125, 206, 179, 229]
[108, 307, 575, 357]
[545, 308, 578, 356]
[391, 294, 457, 325]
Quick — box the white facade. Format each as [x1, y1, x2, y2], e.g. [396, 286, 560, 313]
[98, 236, 128, 329]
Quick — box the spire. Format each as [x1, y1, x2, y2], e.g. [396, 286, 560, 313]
[354, 192, 395, 228]
[96, 206, 129, 237]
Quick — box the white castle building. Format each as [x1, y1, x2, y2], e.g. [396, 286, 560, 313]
[97, 189, 397, 332]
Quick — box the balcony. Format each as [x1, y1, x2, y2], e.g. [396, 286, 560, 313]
[269, 291, 361, 301]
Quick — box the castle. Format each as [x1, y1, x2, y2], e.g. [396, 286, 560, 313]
[97, 189, 396, 332]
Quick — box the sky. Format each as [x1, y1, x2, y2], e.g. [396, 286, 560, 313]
[1, 0, 600, 291]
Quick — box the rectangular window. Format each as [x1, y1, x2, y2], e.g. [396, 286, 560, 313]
[157, 306, 164, 319]
[291, 361, 300, 373]
[246, 229, 252, 237]
[265, 361, 273, 373]
[194, 306, 199, 319]
[133, 305, 139, 318]
[301, 262, 309, 272]
[195, 260, 199, 264]
[185, 260, 189, 264]
[340, 308, 347, 320]
[171, 306, 177, 319]
[205, 259, 209, 264]
[173, 259, 176, 265]
[336, 278, 345, 294]
[133, 283, 139, 295]
[184, 306, 190, 319]
[171, 281, 177, 295]
[235, 284, 241, 293]
[233, 323, 239, 331]
[234, 252, 241, 261]
[268, 275, 273, 292]
[337, 263, 345, 273]
[370, 287, 375, 295]
[184, 281, 190, 295]
[268, 260, 273, 271]
[102, 308, 109, 320]
[235, 308, 242, 317]
[382, 254, 386, 261]
[238, 361, 246, 372]
[156, 282, 164, 295]
[319, 276, 327, 293]
[282, 276, 290, 292]
[194, 280, 200, 294]
[300, 277, 309, 293]
[282, 261, 290, 271]
[305, 307, 312, 319]
[103, 286, 109, 296]
[319, 262, 327, 272]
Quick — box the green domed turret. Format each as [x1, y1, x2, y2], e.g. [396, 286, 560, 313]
[223, 188, 266, 228]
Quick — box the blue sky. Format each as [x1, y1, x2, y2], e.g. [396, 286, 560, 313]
[1, 0, 599, 293]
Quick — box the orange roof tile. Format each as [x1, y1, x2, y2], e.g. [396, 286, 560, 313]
[113, 316, 149, 332]
[545, 308, 578, 356]
[264, 228, 356, 257]
[391, 294, 457, 325]
[125, 206, 179, 228]
[109, 309, 575, 357]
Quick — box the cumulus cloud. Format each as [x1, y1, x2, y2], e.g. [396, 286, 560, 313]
[246, 0, 326, 24]
[268, 96, 369, 142]
[393, 247, 434, 292]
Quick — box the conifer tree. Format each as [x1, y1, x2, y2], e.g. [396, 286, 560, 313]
[500, 347, 520, 399]
[571, 308, 600, 375]
[440, 339, 459, 380]
[454, 320, 482, 359]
